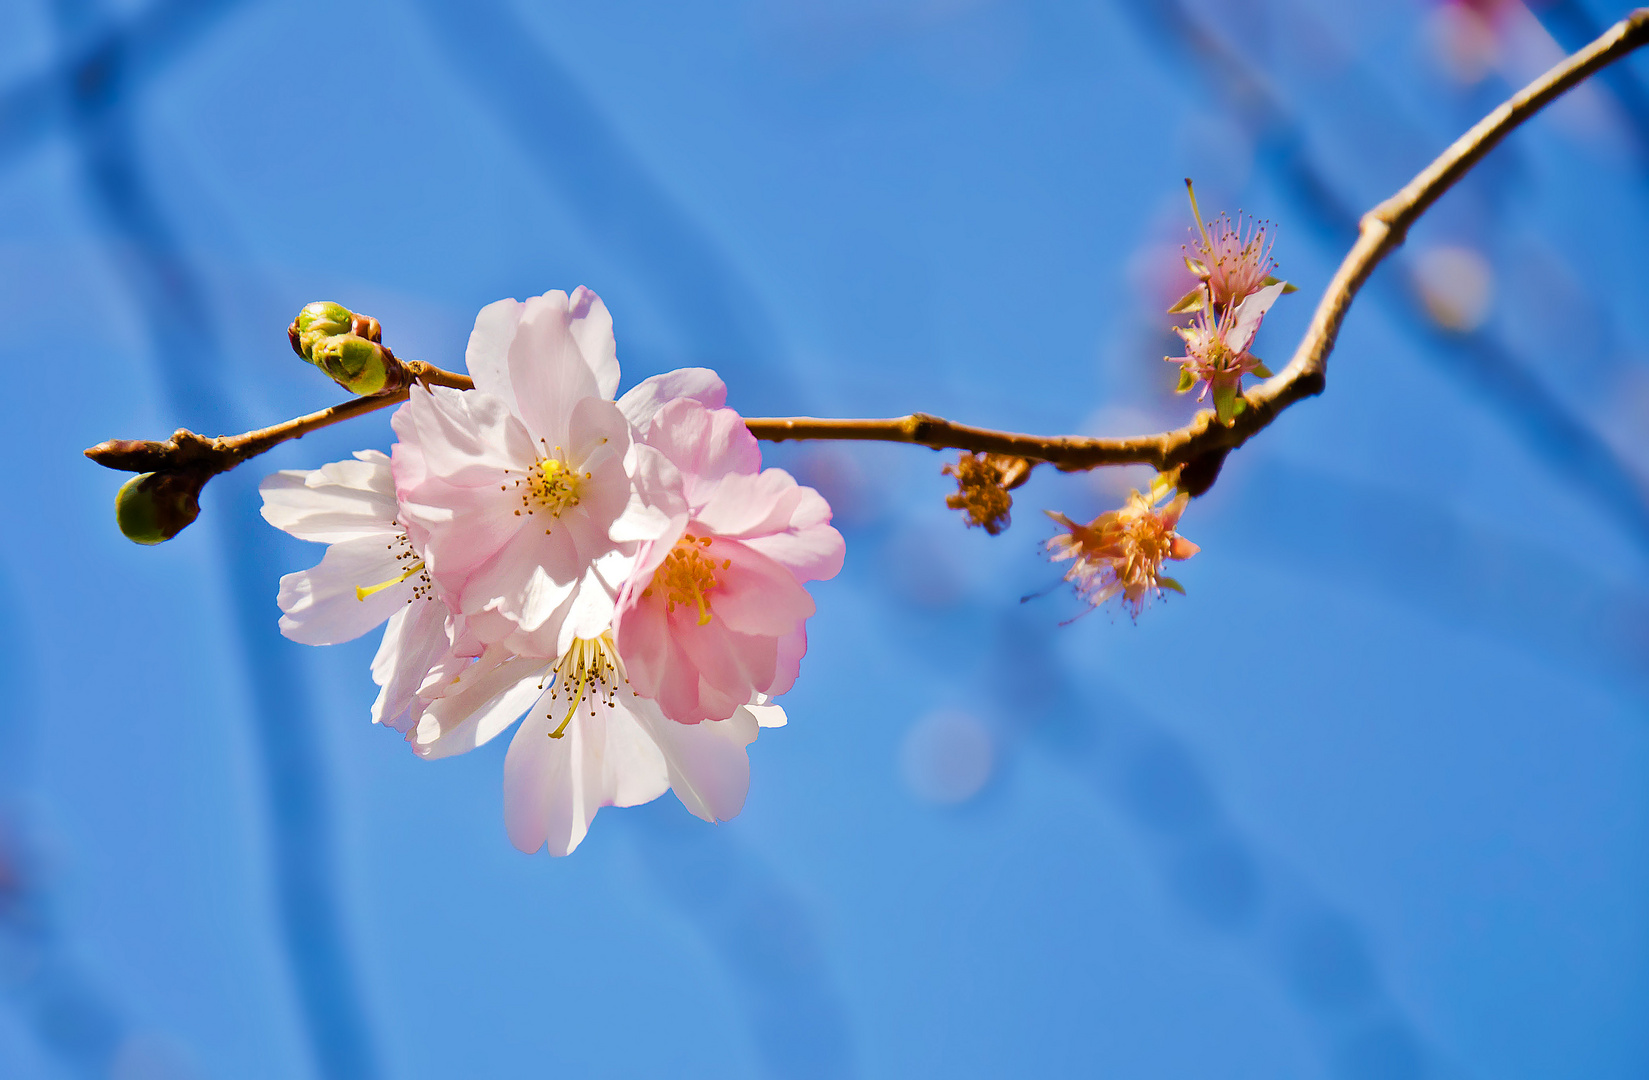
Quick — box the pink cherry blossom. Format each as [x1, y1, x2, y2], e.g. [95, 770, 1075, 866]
[391, 287, 649, 660]
[613, 397, 844, 724]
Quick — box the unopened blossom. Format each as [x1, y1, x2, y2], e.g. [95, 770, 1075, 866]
[1173, 179, 1293, 313]
[1167, 280, 1286, 425]
[1046, 476, 1200, 619]
[260, 450, 456, 732]
[391, 287, 650, 661]
[614, 396, 845, 725]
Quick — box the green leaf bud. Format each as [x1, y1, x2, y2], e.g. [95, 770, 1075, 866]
[312, 334, 394, 395]
[115, 471, 203, 545]
[286, 301, 405, 396]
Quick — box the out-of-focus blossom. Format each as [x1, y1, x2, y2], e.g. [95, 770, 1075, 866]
[1046, 475, 1199, 618]
[1172, 180, 1293, 314]
[260, 451, 457, 731]
[614, 397, 845, 724]
[1167, 281, 1286, 425]
[391, 288, 651, 661]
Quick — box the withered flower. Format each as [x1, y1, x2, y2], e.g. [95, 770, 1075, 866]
[944, 452, 1032, 535]
[1046, 476, 1200, 618]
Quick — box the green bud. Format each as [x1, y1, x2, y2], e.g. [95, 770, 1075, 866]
[115, 471, 203, 545]
[312, 334, 394, 395]
[287, 301, 403, 395]
[292, 301, 354, 355]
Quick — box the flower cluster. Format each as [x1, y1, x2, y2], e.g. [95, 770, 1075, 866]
[261, 288, 844, 855]
[1045, 473, 1199, 620]
[1166, 181, 1293, 425]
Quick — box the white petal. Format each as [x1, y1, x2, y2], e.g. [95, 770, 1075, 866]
[508, 292, 601, 447]
[276, 536, 415, 645]
[260, 456, 399, 544]
[744, 702, 787, 728]
[567, 287, 621, 401]
[1229, 281, 1286, 352]
[503, 687, 669, 855]
[465, 297, 526, 412]
[370, 599, 453, 731]
[626, 695, 758, 823]
[413, 652, 549, 759]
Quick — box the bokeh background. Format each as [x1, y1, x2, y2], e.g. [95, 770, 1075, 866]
[3, 0, 1648, 1076]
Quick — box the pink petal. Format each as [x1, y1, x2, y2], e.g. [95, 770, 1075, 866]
[507, 292, 601, 445]
[645, 399, 761, 495]
[706, 538, 816, 638]
[464, 297, 526, 411]
[616, 367, 727, 432]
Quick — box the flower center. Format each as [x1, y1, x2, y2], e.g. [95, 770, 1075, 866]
[355, 526, 432, 603]
[525, 454, 583, 517]
[545, 633, 623, 738]
[643, 534, 731, 626]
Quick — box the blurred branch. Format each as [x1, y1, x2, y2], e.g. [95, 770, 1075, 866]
[85, 10, 1649, 505]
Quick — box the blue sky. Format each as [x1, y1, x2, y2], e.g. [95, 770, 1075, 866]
[3, 0, 1648, 1077]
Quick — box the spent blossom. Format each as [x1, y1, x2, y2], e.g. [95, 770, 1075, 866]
[1045, 473, 1199, 619]
[1167, 279, 1286, 425]
[1171, 178, 1294, 314]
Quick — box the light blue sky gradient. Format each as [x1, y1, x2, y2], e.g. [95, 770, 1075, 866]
[2, 0, 1647, 1077]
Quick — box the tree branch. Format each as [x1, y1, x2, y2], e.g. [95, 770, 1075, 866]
[85, 9, 1649, 497]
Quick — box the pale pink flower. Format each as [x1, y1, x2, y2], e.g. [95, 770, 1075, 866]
[1046, 477, 1199, 619]
[1167, 280, 1286, 425]
[391, 288, 651, 660]
[500, 634, 788, 855]
[613, 397, 845, 724]
[399, 625, 787, 855]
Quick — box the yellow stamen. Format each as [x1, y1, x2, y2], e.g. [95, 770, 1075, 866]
[355, 560, 426, 601]
[1185, 177, 1211, 250]
[545, 634, 622, 739]
[523, 451, 582, 517]
[651, 534, 720, 625]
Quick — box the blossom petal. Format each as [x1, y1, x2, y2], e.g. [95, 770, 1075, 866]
[259, 451, 398, 544]
[645, 399, 762, 495]
[413, 652, 549, 759]
[394, 385, 532, 484]
[464, 297, 526, 412]
[276, 536, 416, 645]
[706, 538, 816, 638]
[627, 697, 758, 823]
[1228, 281, 1286, 352]
[371, 599, 452, 732]
[693, 469, 808, 538]
[617, 367, 727, 432]
[567, 286, 621, 401]
[503, 687, 669, 855]
[508, 291, 608, 445]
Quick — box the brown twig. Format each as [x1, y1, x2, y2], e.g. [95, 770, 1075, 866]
[85, 10, 1649, 495]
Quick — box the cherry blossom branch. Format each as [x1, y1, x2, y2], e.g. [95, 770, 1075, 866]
[85, 9, 1649, 510]
[84, 361, 473, 476]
